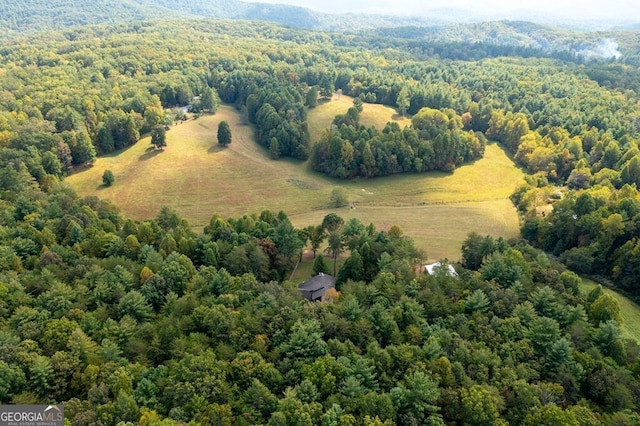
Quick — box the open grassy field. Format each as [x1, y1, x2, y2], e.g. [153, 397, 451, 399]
[579, 279, 640, 343]
[308, 94, 412, 143]
[66, 98, 525, 262]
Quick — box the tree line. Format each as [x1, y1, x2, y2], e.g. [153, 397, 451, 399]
[311, 101, 485, 178]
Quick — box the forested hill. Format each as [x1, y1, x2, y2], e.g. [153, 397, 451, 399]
[4, 0, 639, 54]
[0, 0, 172, 34]
[0, 0, 439, 36]
[9, 0, 639, 37]
[368, 21, 640, 64]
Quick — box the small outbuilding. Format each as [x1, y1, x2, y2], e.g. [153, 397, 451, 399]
[298, 273, 336, 302]
[425, 262, 459, 278]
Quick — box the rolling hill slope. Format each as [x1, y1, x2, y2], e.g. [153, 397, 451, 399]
[4, 0, 638, 59]
[65, 101, 524, 261]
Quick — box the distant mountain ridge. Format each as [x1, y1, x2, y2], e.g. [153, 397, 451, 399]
[372, 21, 573, 50]
[9, 0, 635, 36]
[1, 0, 638, 42]
[0, 0, 446, 36]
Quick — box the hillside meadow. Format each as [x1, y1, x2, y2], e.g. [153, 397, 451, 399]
[66, 98, 525, 261]
[580, 279, 640, 344]
[307, 95, 413, 142]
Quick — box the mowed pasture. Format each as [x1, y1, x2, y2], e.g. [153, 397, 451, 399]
[308, 95, 412, 142]
[66, 97, 525, 261]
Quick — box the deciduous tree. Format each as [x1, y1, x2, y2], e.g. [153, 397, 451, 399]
[218, 121, 232, 146]
[307, 225, 326, 258]
[151, 126, 166, 150]
[330, 188, 348, 208]
[102, 169, 114, 187]
[200, 86, 219, 113]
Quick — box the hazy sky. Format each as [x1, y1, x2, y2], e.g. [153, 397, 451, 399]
[252, 0, 639, 20]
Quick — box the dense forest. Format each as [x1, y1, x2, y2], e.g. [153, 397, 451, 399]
[1, 138, 640, 424]
[2, 150, 640, 424]
[2, 13, 640, 424]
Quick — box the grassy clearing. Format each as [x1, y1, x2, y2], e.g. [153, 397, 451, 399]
[66, 106, 330, 226]
[66, 101, 524, 261]
[290, 199, 518, 263]
[308, 94, 412, 143]
[580, 279, 640, 343]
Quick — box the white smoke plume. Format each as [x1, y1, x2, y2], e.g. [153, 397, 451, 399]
[577, 38, 622, 60]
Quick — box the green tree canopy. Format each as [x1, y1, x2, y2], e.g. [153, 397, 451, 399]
[151, 126, 167, 150]
[102, 169, 115, 187]
[218, 120, 232, 146]
[312, 253, 329, 276]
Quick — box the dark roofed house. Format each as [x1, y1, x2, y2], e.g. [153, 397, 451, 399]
[298, 273, 336, 302]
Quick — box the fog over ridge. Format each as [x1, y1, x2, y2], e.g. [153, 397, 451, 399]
[251, 0, 640, 24]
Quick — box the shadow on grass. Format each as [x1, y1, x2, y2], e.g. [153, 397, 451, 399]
[67, 162, 93, 177]
[139, 147, 163, 161]
[208, 145, 226, 154]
